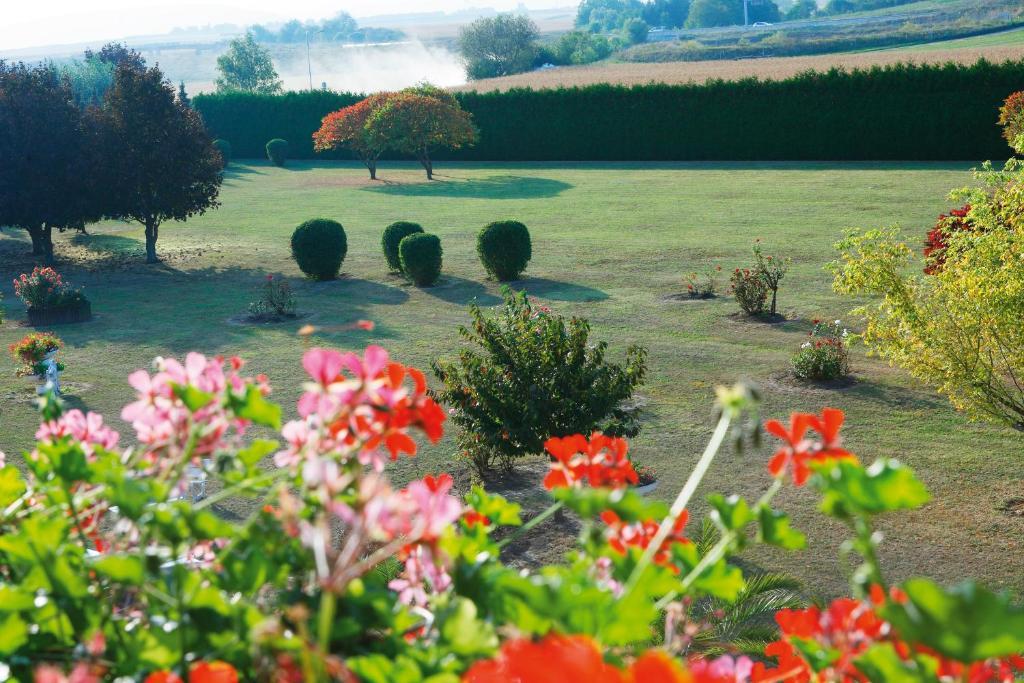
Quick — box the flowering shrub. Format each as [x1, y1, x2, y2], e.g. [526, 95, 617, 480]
[792, 319, 850, 381]
[998, 90, 1024, 154]
[13, 266, 87, 310]
[684, 265, 721, 299]
[0, 336, 1022, 681]
[753, 243, 790, 316]
[8, 331, 63, 376]
[730, 267, 769, 315]
[432, 290, 647, 475]
[248, 274, 296, 319]
[833, 160, 1024, 431]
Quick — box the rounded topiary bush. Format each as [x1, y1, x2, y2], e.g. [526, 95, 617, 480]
[382, 221, 424, 272]
[212, 139, 231, 167]
[477, 220, 532, 282]
[266, 138, 288, 167]
[291, 219, 347, 280]
[399, 233, 443, 287]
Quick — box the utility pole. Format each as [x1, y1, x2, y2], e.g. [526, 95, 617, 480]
[744, 0, 750, 26]
[305, 29, 324, 90]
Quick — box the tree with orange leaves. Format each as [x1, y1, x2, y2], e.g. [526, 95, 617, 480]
[313, 92, 392, 180]
[367, 84, 477, 180]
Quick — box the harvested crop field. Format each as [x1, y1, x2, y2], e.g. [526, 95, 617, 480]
[456, 44, 1024, 92]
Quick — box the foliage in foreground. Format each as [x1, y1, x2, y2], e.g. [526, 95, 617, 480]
[0, 335, 1022, 681]
[431, 290, 648, 475]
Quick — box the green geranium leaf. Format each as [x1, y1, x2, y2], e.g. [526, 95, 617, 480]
[172, 383, 215, 412]
[757, 505, 807, 550]
[237, 439, 280, 468]
[93, 554, 145, 585]
[437, 597, 498, 657]
[855, 643, 936, 683]
[708, 493, 754, 532]
[880, 579, 1024, 662]
[0, 467, 26, 508]
[0, 613, 28, 656]
[814, 458, 930, 518]
[790, 636, 842, 673]
[552, 486, 668, 523]
[347, 654, 422, 683]
[231, 384, 282, 429]
[465, 486, 522, 527]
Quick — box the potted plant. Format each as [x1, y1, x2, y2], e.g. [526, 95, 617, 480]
[9, 332, 65, 391]
[13, 266, 92, 326]
[633, 462, 658, 495]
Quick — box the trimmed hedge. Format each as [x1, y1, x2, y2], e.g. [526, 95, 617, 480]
[291, 219, 347, 280]
[266, 138, 289, 166]
[382, 221, 425, 272]
[399, 233, 443, 286]
[194, 60, 1024, 161]
[477, 221, 532, 282]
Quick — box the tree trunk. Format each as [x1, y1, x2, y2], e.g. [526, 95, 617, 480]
[770, 289, 778, 316]
[368, 160, 377, 180]
[28, 226, 44, 256]
[28, 225, 54, 263]
[144, 220, 159, 264]
[420, 149, 433, 180]
[42, 225, 54, 264]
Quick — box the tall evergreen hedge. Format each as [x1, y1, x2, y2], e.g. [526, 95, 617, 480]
[193, 60, 1024, 161]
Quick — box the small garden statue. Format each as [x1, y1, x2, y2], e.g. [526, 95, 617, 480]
[37, 348, 62, 395]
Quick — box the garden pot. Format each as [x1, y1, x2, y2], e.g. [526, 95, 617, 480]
[27, 300, 92, 326]
[634, 481, 659, 496]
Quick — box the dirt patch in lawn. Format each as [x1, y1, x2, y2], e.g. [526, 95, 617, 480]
[766, 369, 859, 395]
[999, 498, 1024, 518]
[660, 293, 719, 303]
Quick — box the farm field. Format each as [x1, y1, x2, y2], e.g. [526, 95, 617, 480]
[457, 44, 1024, 92]
[890, 26, 1024, 51]
[1, 161, 1022, 601]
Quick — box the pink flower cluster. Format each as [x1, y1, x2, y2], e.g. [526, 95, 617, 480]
[121, 353, 270, 467]
[276, 346, 445, 474]
[36, 410, 120, 459]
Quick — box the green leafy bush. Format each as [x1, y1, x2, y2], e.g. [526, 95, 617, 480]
[382, 221, 424, 271]
[730, 267, 768, 315]
[291, 218, 347, 280]
[265, 137, 288, 166]
[432, 290, 648, 475]
[792, 319, 851, 381]
[477, 220, 532, 281]
[212, 138, 231, 167]
[399, 232, 443, 286]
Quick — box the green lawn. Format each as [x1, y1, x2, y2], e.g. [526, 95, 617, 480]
[892, 26, 1024, 51]
[1, 161, 1021, 599]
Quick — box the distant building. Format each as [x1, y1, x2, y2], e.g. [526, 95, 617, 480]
[647, 28, 682, 41]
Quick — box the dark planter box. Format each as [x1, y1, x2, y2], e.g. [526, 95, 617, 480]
[28, 301, 92, 326]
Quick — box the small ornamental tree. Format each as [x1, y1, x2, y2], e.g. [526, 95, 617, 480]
[0, 62, 101, 262]
[100, 61, 222, 263]
[313, 93, 393, 180]
[832, 160, 1024, 431]
[367, 86, 477, 180]
[753, 243, 789, 317]
[432, 290, 648, 475]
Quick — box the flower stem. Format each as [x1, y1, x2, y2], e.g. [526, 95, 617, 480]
[622, 410, 732, 598]
[496, 500, 563, 550]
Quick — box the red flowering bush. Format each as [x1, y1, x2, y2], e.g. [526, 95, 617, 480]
[8, 331, 63, 376]
[792, 319, 850, 381]
[0, 338, 1022, 681]
[248, 274, 296, 319]
[923, 204, 973, 275]
[684, 265, 721, 299]
[730, 267, 769, 315]
[12, 266, 87, 310]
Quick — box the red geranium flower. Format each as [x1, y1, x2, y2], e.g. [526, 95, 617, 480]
[601, 510, 689, 569]
[765, 408, 856, 486]
[543, 433, 638, 490]
[189, 662, 238, 683]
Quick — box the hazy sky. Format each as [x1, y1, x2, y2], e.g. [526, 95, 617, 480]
[2, 0, 570, 51]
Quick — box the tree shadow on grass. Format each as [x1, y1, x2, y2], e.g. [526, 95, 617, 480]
[70, 232, 141, 254]
[513, 277, 609, 302]
[362, 174, 573, 200]
[417, 276, 502, 307]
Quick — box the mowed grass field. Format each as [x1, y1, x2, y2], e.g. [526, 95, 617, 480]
[457, 44, 1024, 92]
[1, 161, 1021, 599]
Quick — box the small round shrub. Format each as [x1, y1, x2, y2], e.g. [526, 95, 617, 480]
[477, 220, 532, 282]
[399, 233, 443, 286]
[382, 221, 424, 272]
[792, 320, 850, 381]
[291, 219, 347, 280]
[212, 139, 231, 167]
[266, 138, 289, 167]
